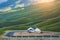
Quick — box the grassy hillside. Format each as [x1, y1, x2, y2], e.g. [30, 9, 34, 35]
[0, 1, 60, 35]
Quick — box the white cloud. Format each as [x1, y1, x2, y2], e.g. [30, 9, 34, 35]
[4, 7, 11, 11]
[16, 0, 22, 4]
[15, 4, 24, 8]
[0, 7, 11, 12]
[10, 0, 24, 8]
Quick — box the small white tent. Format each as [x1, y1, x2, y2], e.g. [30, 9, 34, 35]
[27, 27, 34, 33]
[34, 28, 41, 33]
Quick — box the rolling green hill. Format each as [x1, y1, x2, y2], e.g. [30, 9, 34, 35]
[0, 1, 60, 35]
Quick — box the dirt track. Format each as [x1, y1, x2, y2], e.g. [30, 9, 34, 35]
[13, 31, 60, 36]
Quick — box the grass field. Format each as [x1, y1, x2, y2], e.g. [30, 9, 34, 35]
[0, 0, 60, 35]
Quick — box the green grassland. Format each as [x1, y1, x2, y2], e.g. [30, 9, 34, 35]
[0, 1, 60, 35]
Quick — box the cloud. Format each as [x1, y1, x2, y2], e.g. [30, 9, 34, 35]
[29, 0, 55, 4]
[16, 0, 22, 4]
[15, 4, 24, 8]
[0, 7, 11, 12]
[0, 0, 8, 4]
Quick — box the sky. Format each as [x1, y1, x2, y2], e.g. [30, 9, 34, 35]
[0, 0, 55, 9]
[0, 0, 29, 12]
[0, 0, 55, 12]
[0, 0, 8, 4]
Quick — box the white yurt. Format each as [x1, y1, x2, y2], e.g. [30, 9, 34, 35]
[34, 28, 41, 33]
[27, 27, 34, 33]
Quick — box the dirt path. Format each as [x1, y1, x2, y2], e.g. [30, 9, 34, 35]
[13, 31, 60, 36]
